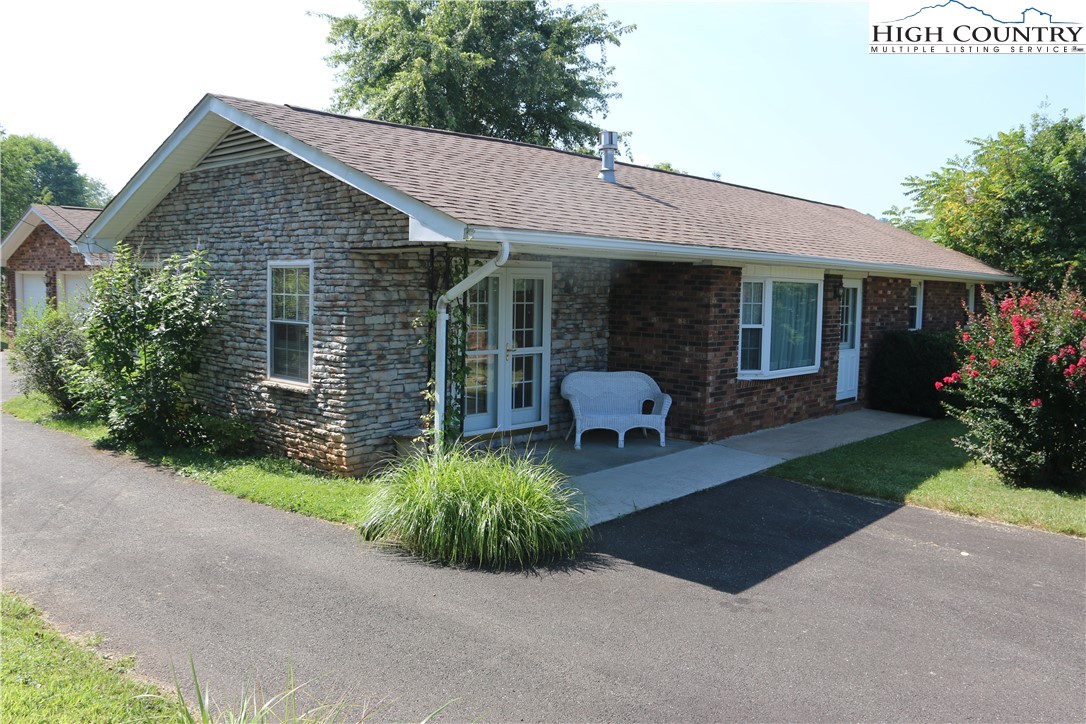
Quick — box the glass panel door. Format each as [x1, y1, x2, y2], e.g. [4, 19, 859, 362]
[460, 268, 550, 434]
[836, 281, 862, 400]
[463, 277, 500, 432]
[509, 277, 545, 426]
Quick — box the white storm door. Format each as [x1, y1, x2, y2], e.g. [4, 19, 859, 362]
[462, 266, 551, 434]
[836, 279, 862, 401]
[16, 272, 47, 323]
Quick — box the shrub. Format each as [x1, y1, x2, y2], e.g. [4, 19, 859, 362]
[939, 284, 1086, 489]
[359, 445, 587, 569]
[868, 329, 960, 418]
[9, 303, 87, 412]
[186, 414, 257, 456]
[82, 243, 229, 446]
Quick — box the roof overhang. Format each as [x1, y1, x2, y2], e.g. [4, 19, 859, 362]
[466, 227, 1017, 283]
[78, 94, 468, 255]
[2, 207, 96, 265]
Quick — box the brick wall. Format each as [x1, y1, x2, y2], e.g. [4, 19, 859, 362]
[923, 280, 968, 331]
[608, 263, 841, 442]
[4, 224, 94, 334]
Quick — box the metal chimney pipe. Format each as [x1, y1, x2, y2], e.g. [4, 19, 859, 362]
[598, 130, 618, 183]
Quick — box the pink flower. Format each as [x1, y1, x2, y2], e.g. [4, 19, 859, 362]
[1073, 308, 1085, 319]
[1050, 355, 1060, 363]
[990, 359, 1000, 368]
[951, 371, 962, 383]
[961, 333, 971, 342]
[969, 370, 979, 378]
[1030, 399, 1042, 408]
[934, 381, 944, 391]
[969, 354, 977, 362]
[1066, 364, 1078, 377]
[999, 297, 1016, 314]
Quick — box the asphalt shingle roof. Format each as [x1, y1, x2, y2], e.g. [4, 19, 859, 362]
[32, 205, 102, 242]
[216, 95, 1008, 278]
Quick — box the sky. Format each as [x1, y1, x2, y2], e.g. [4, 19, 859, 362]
[1, 0, 1083, 218]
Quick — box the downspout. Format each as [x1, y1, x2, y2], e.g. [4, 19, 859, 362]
[434, 239, 510, 449]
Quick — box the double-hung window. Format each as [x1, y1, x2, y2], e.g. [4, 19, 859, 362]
[908, 281, 924, 330]
[739, 275, 823, 378]
[268, 262, 312, 384]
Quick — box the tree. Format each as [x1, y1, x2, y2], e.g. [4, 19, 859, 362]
[319, 0, 633, 149]
[893, 112, 1085, 291]
[650, 161, 685, 174]
[1, 133, 111, 236]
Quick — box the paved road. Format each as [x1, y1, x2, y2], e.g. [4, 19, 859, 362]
[2, 367, 1084, 721]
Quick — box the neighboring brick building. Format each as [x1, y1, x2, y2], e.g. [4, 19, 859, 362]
[77, 94, 1013, 474]
[2, 205, 104, 334]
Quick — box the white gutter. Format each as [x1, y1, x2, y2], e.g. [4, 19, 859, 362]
[433, 240, 510, 448]
[466, 227, 1017, 284]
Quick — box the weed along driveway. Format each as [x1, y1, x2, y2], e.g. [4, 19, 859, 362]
[3, 416, 1085, 718]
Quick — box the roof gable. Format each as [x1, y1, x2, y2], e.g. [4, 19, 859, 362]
[2, 205, 102, 265]
[81, 93, 1013, 281]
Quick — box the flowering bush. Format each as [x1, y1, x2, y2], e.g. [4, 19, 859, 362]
[939, 284, 1086, 489]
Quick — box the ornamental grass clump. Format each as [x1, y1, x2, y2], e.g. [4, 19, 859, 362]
[938, 283, 1086, 490]
[358, 444, 587, 569]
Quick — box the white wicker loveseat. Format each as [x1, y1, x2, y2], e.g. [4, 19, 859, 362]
[560, 371, 673, 450]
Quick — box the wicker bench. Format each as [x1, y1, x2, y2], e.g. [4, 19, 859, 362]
[560, 371, 673, 450]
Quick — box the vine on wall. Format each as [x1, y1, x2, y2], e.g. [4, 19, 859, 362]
[415, 247, 472, 446]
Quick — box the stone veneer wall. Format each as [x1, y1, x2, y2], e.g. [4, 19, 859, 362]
[4, 225, 94, 334]
[127, 154, 429, 474]
[609, 262, 842, 442]
[923, 280, 968, 331]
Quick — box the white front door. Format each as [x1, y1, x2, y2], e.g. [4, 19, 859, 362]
[16, 272, 47, 323]
[836, 279, 862, 401]
[463, 265, 552, 435]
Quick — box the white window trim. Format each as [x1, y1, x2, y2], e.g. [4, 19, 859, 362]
[267, 260, 314, 386]
[909, 280, 924, 331]
[966, 284, 976, 314]
[738, 275, 824, 380]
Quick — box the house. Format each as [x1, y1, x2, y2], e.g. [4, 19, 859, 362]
[2, 205, 105, 333]
[78, 94, 1012, 474]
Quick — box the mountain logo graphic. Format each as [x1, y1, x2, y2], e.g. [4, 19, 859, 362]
[884, 0, 1076, 24]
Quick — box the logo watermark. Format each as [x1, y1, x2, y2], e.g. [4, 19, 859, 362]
[870, 0, 1083, 54]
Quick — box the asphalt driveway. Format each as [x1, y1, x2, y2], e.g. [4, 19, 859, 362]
[2, 381, 1083, 720]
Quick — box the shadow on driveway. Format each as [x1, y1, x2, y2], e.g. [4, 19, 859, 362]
[589, 474, 900, 594]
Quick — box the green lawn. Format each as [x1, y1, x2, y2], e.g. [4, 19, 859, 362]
[769, 418, 1086, 537]
[3, 393, 375, 525]
[1, 592, 183, 722]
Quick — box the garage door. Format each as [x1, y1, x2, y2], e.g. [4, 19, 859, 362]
[60, 272, 94, 312]
[17, 272, 47, 323]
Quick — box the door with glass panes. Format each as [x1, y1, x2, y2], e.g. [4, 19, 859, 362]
[836, 279, 862, 400]
[462, 266, 552, 435]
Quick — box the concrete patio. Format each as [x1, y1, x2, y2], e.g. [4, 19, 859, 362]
[533, 409, 928, 526]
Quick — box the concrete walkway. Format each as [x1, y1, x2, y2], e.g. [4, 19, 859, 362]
[572, 409, 927, 525]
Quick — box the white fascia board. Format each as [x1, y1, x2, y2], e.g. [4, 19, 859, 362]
[1, 208, 42, 264]
[208, 99, 468, 243]
[78, 95, 231, 255]
[408, 216, 457, 242]
[466, 227, 1018, 284]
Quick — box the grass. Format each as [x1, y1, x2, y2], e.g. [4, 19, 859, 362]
[0, 591, 184, 722]
[360, 443, 587, 568]
[3, 392, 375, 525]
[769, 418, 1086, 537]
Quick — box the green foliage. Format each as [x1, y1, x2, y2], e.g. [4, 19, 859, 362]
[0, 133, 110, 236]
[902, 112, 1086, 291]
[769, 419, 1085, 537]
[319, 0, 633, 149]
[187, 414, 258, 455]
[359, 444, 587, 568]
[868, 330, 960, 418]
[1, 592, 184, 721]
[9, 303, 88, 412]
[939, 284, 1086, 490]
[880, 204, 932, 237]
[650, 161, 685, 174]
[82, 242, 229, 445]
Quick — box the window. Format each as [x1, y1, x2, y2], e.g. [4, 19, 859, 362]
[268, 263, 312, 383]
[908, 281, 924, 330]
[966, 284, 976, 313]
[739, 277, 822, 377]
